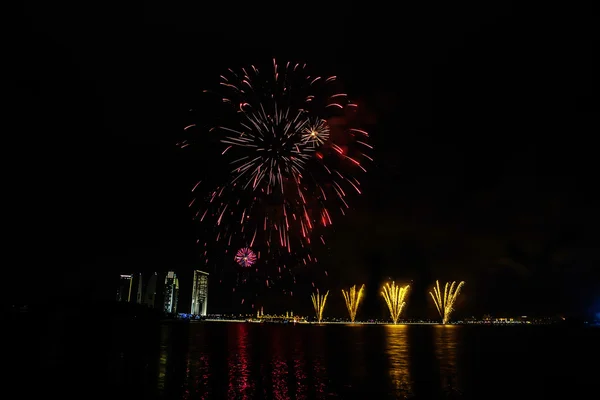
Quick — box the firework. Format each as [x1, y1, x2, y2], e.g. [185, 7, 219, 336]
[429, 281, 465, 324]
[234, 247, 257, 268]
[342, 284, 365, 323]
[382, 282, 410, 324]
[311, 289, 329, 323]
[183, 59, 371, 280]
[301, 118, 330, 148]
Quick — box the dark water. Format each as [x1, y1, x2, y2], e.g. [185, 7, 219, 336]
[18, 320, 600, 399]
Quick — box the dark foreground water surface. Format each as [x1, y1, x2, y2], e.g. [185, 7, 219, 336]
[17, 319, 600, 399]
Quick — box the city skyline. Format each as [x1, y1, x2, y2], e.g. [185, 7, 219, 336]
[109, 272, 595, 323]
[113, 270, 212, 316]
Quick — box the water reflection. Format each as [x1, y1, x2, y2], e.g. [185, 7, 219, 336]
[292, 337, 308, 399]
[266, 326, 322, 399]
[343, 325, 367, 380]
[184, 327, 211, 399]
[155, 323, 459, 399]
[54, 322, 595, 399]
[227, 324, 254, 399]
[157, 324, 190, 398]
[157, 325, 169, 393]
[433, 325, 461, 395]
[384, 325, 413, 398]
[269, 327, 290, 399]
[309, 327, 328, 398]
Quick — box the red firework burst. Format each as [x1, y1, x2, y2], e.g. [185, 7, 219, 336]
[235, 247, 257, 268]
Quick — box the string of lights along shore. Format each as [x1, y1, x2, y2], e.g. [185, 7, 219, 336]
[179, 58, 372, 304]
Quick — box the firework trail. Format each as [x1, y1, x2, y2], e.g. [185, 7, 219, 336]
[311, 289, 329, 323]
[342, 284, 365, 323]
[429, 280, 465, 324]
[382, 282, 410, 324]
[182, 59, 372, 285]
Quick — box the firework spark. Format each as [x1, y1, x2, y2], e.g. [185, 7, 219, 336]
[184, 59, 372, 282]
[234, 247, 257, 268]
[311, 289, 329, 323]
[342, 284, 365, 323]
[381, 282, 410, 324]
[301, 118, 330, 148]
[429, 280, 465, 324]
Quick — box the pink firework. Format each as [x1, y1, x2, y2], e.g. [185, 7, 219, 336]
[235, 247, 257, 268]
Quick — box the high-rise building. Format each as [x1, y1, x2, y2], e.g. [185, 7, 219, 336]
[116, 274, 133, 302]
[136, 272, 143, 304]
[163, 271, 179, 314]
[191, 270, 209, 316]
[144, 272, 157, 308]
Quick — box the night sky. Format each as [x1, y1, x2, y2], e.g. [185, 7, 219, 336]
[9, 3, 598, 319]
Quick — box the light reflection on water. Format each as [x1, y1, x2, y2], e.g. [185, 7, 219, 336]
[343, 324, 367, 381]
[309, 327, 328, 398]
[156, 325, 168, 393]
[384, 324, 413, 398]
[292, 343, 308, 399]
[145, 323, 597, 399]
[433, 325, 461, 393]
[269, 326, 289, 400]
[227, 324, 253, 399]
[184, 326, 211, 399]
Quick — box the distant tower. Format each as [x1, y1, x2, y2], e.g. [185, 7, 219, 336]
[116, 274, 133, 302]
[136, 273, 143, 304]
[191, 270, 209, 316]
[163, 271, 179, 314]
[144, 272, 157, 307]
